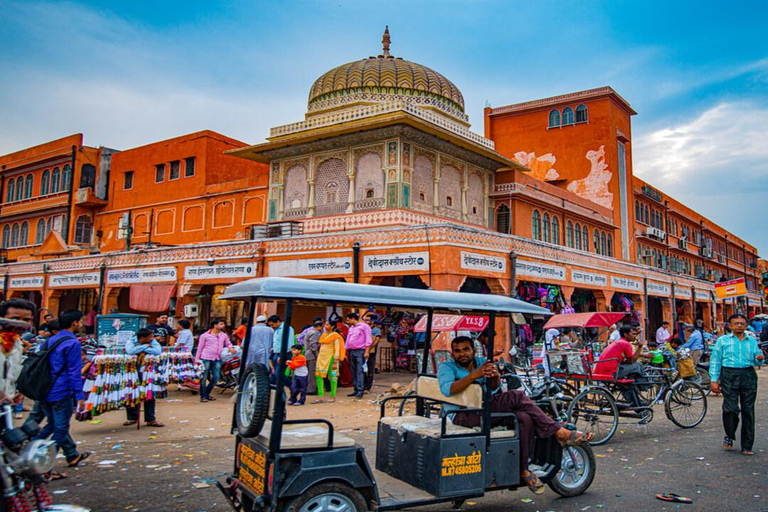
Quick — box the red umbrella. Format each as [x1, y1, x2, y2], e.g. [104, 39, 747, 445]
[543, 312, 627, 330]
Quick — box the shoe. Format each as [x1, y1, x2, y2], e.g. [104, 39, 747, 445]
[347, 392, 359, 397]
[288, 401, 295, 406]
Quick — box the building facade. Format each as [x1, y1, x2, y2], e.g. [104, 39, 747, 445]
[0, 30, 763, 343]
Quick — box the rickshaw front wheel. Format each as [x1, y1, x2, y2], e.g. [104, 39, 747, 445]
[283, 482, 368, 512]
[236, 363, 271, 438]
[547, 444, 596, 497]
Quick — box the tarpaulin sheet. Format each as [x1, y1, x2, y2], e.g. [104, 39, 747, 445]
[129, 283, 176, 313]
[413, 314, 489, 333]
[543, 312, 627, 329]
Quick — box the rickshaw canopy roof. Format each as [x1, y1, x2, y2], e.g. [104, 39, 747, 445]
[413, 314, 490, 332]
[219, 277, 552, 316]
[543, 312, 627, 329]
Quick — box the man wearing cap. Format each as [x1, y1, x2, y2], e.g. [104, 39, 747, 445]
[247, 315, 273, 368]
[682, 323, 704, 365]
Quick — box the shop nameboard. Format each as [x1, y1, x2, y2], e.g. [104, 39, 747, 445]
[610, 276, 642, 292]
[185, 263, 257, 281]
[695, 289, 712, 302]
[49, 272, 100, 288]
[647, 281, 671, 297]
[715, 277, 747, 300]
[674, 287, 692, 300]
[268, 257, 351, 277]
[363, 252, 430, 273]
[570, 269, 608, 287]
[461, 251, 506, 273]
[107, 266, 178, 285]
[516, 260, 566, 281]
[9, 276, 44, 290]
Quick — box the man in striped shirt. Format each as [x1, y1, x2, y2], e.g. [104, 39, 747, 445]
[710, 313, 765, 455]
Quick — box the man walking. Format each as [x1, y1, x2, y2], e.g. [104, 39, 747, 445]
[710, 314, 764, 456]
[246, 315, 273, 368]
[363, 315, 381, 393]
[682, 323, 704, 365]
[124, 328, 164, 427]
[344, 312, 371, 398]
[303, 319, 323, 394]
[195, 319, 234, 402]
[267, 315, 294, 384]
[34, 310, 90, 467]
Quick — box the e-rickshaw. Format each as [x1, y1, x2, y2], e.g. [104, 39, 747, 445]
[217, 278, 596, 511]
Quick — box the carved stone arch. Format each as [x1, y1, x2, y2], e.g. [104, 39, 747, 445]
[355, 152, 384, 201]
[283, 164, 308, 210]
[412, 155, 434, 212]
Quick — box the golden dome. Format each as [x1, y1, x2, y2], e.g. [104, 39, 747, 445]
[307, 27, 465, 114]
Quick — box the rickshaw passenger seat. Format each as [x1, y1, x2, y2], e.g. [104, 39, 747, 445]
[257, 420, 356, 449]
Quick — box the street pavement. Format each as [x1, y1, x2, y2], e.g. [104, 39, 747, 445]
[33, 371, 768, 512]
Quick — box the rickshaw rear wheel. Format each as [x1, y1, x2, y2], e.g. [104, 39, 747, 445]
[283, 482, 368, 512]
[567, 387, 618, 446]
[236, 363, 271, 437]
[547, 444, 596, 497]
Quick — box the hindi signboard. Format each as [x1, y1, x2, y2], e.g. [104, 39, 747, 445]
[516, 260, 566, 281]
[184, 263, 257, 281]
[107, 266, 177, 285]
[647, 281, 671, 297]
[570, 269, 608, 287]
[9, 276, 44, 290]
[363, 252, 429, 273]
[715, 278, 747, 300]
[268, 257, 352, 277]
[610, 276, 643, 292]
[460, 251, 506, 273]
[49, 272, 100, 288]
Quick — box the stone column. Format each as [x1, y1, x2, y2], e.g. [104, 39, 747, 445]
[594, 290, 614, 312]
[433, 154, 441, 215]
[307, 179, 316, 217]
[560, 286, 576, 305]
[461, 184, 469, 222]
[661, 298, 674, 325]
[347, 174, 355, 214]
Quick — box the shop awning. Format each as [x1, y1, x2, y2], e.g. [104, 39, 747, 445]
[544, 312, 627, 329]
[414, 314, 490, 333]
[129, 284, 176, 313]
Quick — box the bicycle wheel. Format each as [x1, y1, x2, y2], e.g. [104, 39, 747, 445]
[693, 367, 711, 397]
[665, 380, 707, 429]
[567, 387, 619, 446]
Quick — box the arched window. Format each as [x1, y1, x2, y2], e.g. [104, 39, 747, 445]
[644, 205, 649, 224]
[575, 104, 588, 123]
[548, 109, 561, 128]
[593, 229, 600, 253]
[566, 221, 574, 248]
[5, 179, 14, 203]
[46, 217, 52, 234]
[35, 219, 46, 245]
[74, 215, 93, 244]
[635, 200, 640, 220]
[19, 221, 28, 246]
[496, 204, 511, 234]
[40, 170, 50, 195]
[532, 210, 541, 240]
[1, 226, 9, 248]
[62, 164, 72, 191]
[24, 174, 33, 199]
[552, 216, 560, 245]
[582, 225, 589, 251]
[542, 213, 550, 243]
[574, 222, 581, 249]
[562, 107, 574, 125]
[600, 232, 607, 255]
[51, 167, 61, 193]
[10, 223, 19, 248]
[80, 164, 96, 188]
[606, 234, 613, 257]
[15, 177, 23, 201]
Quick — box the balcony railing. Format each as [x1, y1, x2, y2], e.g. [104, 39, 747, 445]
[283, 207, 309, 220]
[314, 203, 347, 217]
[354, 197, 384, 211]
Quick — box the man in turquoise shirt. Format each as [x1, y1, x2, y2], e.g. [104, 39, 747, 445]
[267, 315, 294, 384]
[437, 336, 591, 495]
[710, 314, 764, 455]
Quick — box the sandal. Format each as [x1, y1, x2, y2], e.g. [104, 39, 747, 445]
[741, 450, 754, 456]
[723, 436, 734, 450]
[145, 421, 165, 427]
[123, 421, 137, 426]
[46, 470, 67, 481]
[67, 451, 91, 467]
[206, 397, 217, 401]
[200, 398, 209, 403]
[656, 493, 693, 504]
[522, 473, 545, 495]
[562, 430, 594, 446]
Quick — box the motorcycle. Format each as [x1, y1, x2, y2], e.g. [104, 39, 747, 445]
[216, 347, 242, 393]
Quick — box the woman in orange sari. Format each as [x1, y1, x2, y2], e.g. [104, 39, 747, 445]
[315, 320, 345, 402]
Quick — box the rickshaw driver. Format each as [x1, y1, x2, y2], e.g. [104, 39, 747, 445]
[437, 336, 593, 494]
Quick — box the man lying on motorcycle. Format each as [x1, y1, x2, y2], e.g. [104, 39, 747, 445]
[437, 336, 592, 495]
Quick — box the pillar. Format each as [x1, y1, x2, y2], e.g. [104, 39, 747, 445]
[43, 289, 61, 317]
[433, 178, 440, 215]
[661, 298, 674, 325]
[560, 286, 576, 305]
[308, 179, 316, 216]
[428, 274, 465, 292]
[346, 174, 355, 214]
[594, 290, 614, 312]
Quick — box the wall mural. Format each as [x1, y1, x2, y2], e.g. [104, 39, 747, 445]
[566, 145, 614, 209]
[513, 151, 559, 181]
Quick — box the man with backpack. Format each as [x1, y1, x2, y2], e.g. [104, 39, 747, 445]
[32, 310, 90, 467]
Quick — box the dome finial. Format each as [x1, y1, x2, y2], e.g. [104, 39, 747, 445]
[382, 25, 391, 57]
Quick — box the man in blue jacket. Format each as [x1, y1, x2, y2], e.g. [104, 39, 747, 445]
[34, 310, 90, 467]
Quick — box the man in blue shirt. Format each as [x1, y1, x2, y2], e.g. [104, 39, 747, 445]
[124, 328, 164, 427]
[267, 315, 294, 384]
[437, 336, 591, 494]
[34, 310, 90, 467]
[682, 324, 704, 365]
[710, 314, 764, 455]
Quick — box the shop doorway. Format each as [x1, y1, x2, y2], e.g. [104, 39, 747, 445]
[59, 288, 98, 316]
[647, 296, 664, 337]
[460, 278, 491, 294]
[571, 289, 596, 312]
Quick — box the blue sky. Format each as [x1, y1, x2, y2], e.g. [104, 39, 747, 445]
[1, 1, 767, 254]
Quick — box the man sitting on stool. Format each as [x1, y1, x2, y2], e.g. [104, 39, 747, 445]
[437, 336, 592, 495]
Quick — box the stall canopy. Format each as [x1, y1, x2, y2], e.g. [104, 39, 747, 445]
[413, 314, 489, 333]
[543, 312, 627, 329]
[129, 284, 176, 313]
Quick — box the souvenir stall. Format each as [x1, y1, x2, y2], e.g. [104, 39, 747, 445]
[516, 282, 572, 314]
[611, 294, 642, 324]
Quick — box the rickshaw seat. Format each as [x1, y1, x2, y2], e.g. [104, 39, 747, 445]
[416, 375, 483, 408]
[591, 373, 634, 384]
[379, 415, 476, 438]
[257, 420, 356, 449]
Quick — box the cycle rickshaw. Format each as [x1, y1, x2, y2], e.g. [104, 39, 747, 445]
[216, 277, 596, 511]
